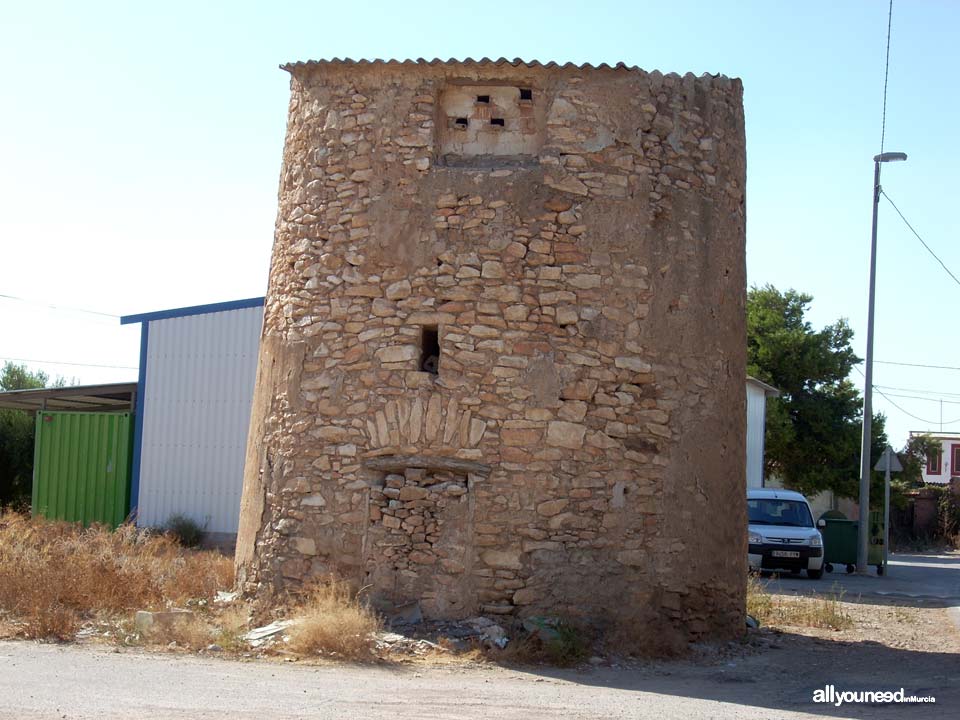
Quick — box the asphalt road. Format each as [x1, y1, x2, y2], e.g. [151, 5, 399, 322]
[1, 635, 956, 720]
[763, 551, 960, 608]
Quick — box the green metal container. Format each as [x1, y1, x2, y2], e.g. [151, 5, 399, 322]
[819, 510, 858, 574]
[819, 509, 886, 575]
[32, 411, 133, 528]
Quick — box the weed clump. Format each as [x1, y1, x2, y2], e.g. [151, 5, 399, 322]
[746, 573, 774, 623]
[286, 578, 381, 660]
[493, 617, 591, 666]
[164, 514, 206, 548]
[747, 575, 852, 631]
[140, 614, 215, 650]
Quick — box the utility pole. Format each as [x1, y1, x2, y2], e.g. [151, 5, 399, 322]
[857, 152, 907, 574]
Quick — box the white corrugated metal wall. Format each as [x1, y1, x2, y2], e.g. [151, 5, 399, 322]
[745, 382, 767, 489]
[137, 306, 262, 534]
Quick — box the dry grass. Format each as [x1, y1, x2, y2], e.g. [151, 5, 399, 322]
[141, 615, 215, 650]
[211, 605, 252, 652]
[747, 574, 852, 631]
[746, 573, 774, 622]
[286, 578, 381, 660]
[0, 511, 234, 640]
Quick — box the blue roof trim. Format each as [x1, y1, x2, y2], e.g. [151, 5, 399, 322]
[120, 296, 265, 325]
[129, 321, 149, 519]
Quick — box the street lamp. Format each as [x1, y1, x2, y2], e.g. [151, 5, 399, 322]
[857, 151, 907, 574]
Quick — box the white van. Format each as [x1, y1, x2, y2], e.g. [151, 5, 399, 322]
[747, 488, 824, 579]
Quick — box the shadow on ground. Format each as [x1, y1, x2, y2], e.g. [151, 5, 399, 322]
[497, 631, 959, 718]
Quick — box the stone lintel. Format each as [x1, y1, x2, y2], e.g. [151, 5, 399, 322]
[363, 453, 492, 476]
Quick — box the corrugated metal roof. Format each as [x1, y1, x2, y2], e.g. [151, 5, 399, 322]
[0, 382, 137, 412]
[746, 375, 780, 397]
[281, 58, 729, 80]
[282, 57, 637, 71]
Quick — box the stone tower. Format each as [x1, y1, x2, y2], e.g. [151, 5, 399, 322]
[237, 58, 747, 642]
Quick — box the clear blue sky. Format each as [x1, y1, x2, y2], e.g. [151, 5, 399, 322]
[1, 0, 958, 447]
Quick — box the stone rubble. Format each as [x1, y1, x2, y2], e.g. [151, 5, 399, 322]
[243, 619, 297, 647]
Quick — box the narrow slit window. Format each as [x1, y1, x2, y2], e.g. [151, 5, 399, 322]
[476, 94, 490, 104]
[420, 326, 440, 374]
[519, 88, 533, 101]
[490, 118, 505, 127]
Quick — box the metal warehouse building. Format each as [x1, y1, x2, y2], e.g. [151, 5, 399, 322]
[0, 297, 264, 541]
[120, 297, 263, 543]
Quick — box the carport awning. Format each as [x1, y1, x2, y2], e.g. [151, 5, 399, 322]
[0, 382, 137, 413]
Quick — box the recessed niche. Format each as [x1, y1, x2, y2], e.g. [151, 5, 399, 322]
[438, 84, 542, 160]
[420, 326, 440, 375]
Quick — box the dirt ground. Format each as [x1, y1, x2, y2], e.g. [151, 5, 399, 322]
[4, 589, 959, 719]
[760, 595, 960, 654]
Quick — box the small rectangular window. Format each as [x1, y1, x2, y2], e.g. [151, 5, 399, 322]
[476, 95, 490, 104]
[453, 117, 468, 129]
[927, 448, 942, 475]
[519, 88, 533, 101]
[420, 326, 439, 374]
[490, 118, 505, 127]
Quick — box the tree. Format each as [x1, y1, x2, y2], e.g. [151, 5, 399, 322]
[0, 363, 58, 509]
[747, 285, 887, 499]
[896, 434, 940, 489]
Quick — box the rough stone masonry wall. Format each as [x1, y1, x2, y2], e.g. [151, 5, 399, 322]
[236, 59, 748, 643]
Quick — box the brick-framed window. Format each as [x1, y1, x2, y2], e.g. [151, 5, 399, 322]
[927, 447, 943, 475]
[952, 444, 960, 476]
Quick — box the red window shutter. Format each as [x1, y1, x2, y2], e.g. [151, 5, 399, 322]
[928, 448, 942, 475]
[952, 444, 960, 476]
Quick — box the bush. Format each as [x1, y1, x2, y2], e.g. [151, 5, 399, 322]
[0, 511, 233, 639]
[286, 578, 381, 660]
[542, 621, 589, 665]
[494, 617, 591, 666]
[935, 487, 960, 545]
[164, 514, 206, 548]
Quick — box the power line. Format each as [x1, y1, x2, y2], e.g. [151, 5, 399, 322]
[875, 360, 960, 372]
[0, 293, 119, 319]
[879, 0, 894, 153]
[0, 357, 136, 371]
[854, 364, 960, 425]
[878, 391, 960, 406]
[875, 384, 960, 399]
[881, 190, 960, 289]
[873, 386, 960, 426]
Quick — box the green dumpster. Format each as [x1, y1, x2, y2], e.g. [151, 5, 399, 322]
[819, 510, 857, 574]
[818, 509, 885, 575]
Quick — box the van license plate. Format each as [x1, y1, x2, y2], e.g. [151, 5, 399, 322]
[771, 550, 800, 558]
